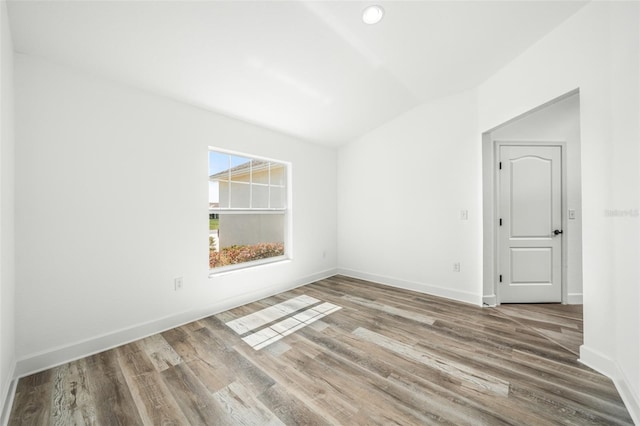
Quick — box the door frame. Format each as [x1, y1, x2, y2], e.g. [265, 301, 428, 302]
[493, 141, 568, 305]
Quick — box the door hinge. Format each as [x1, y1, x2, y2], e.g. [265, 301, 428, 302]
[499, 274, 503, 283]
[499, 162, 502, 170]
[499, 218, 502, 226]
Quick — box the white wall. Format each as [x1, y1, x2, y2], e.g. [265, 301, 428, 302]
[14, 54, 337, 374]
[478, 1, 639, 420]
[483, 93, 583, 304]
[0, 0, 16, 420]
[337, 90, 482, 305]
[610, 4, 640, 418]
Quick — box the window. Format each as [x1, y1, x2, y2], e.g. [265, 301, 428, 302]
[209, 149, 289, 271]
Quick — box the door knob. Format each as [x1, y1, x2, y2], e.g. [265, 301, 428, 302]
[553, 229, 563, 235]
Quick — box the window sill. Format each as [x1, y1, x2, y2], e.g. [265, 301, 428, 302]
[208, 255, 290, 278]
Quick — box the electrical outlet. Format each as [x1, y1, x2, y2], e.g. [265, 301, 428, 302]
[174, 277, 184, 291]
[453, 262, 461, 272]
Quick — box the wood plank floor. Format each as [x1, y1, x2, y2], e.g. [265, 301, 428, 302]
[9, 275, 633, 425]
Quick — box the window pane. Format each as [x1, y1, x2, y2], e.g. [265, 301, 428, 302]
[210, 213, 285, 269]
[218, 214, 284, 247]
[252, 184, 269, 208]
[270, 186, 285, 208]
[208, 181, 219, 205]
[230, 182, 250, 208]
[230, 156, 251, 182]
[218, 180, 229, 207]
[209, 151, 231, 176]
[253, 161, 270, 184]
[210, 152, 230, 208]
[270, 165, 285, 185]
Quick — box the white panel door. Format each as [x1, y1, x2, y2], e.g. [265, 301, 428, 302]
[498, 146, 562, 303]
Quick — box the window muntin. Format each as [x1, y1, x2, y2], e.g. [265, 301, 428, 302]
[209, 150, 288, 271]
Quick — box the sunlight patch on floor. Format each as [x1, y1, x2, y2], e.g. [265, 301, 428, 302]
[226, 295, 341, 350]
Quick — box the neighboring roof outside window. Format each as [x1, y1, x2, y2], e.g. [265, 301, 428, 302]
[209, 159, 284, 181]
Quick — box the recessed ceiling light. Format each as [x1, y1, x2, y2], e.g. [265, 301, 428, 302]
[362, 5, 384, 25]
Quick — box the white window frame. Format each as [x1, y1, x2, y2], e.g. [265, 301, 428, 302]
[208, 147, 292, 275]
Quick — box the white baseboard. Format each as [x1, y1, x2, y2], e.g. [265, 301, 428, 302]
[567, 292, 583, 304]
[579, 345, 640, 425]
[15, 268, 338, 379]
[337, 268, 482, 306]
[615, 373, 640, 426]
[482, 294, 497, 306]
[1, 361, 17, 426]
[579, 345, 617, 378]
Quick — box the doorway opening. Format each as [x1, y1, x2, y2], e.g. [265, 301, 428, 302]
[482, 90, 583, 306]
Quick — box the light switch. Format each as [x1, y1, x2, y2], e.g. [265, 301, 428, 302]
[568, 209, 576, 220]
[460, 210, 468, 220]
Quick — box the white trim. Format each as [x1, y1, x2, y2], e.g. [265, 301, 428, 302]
[209, 209, 286, 214]
[0, 361, 16, 426]
[14, 268, 338, 378]
[579, 345, 640, 425]
[209, 255, 289, 276]
[579, 345, 616, 377]
[567, 292, 583, 304]
[615, 373, 640, 426]
[337, 268, 482, 306]
[482, 294, 497, 306]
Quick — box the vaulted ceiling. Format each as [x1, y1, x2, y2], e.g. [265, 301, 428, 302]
[7, 1, 587, 145]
